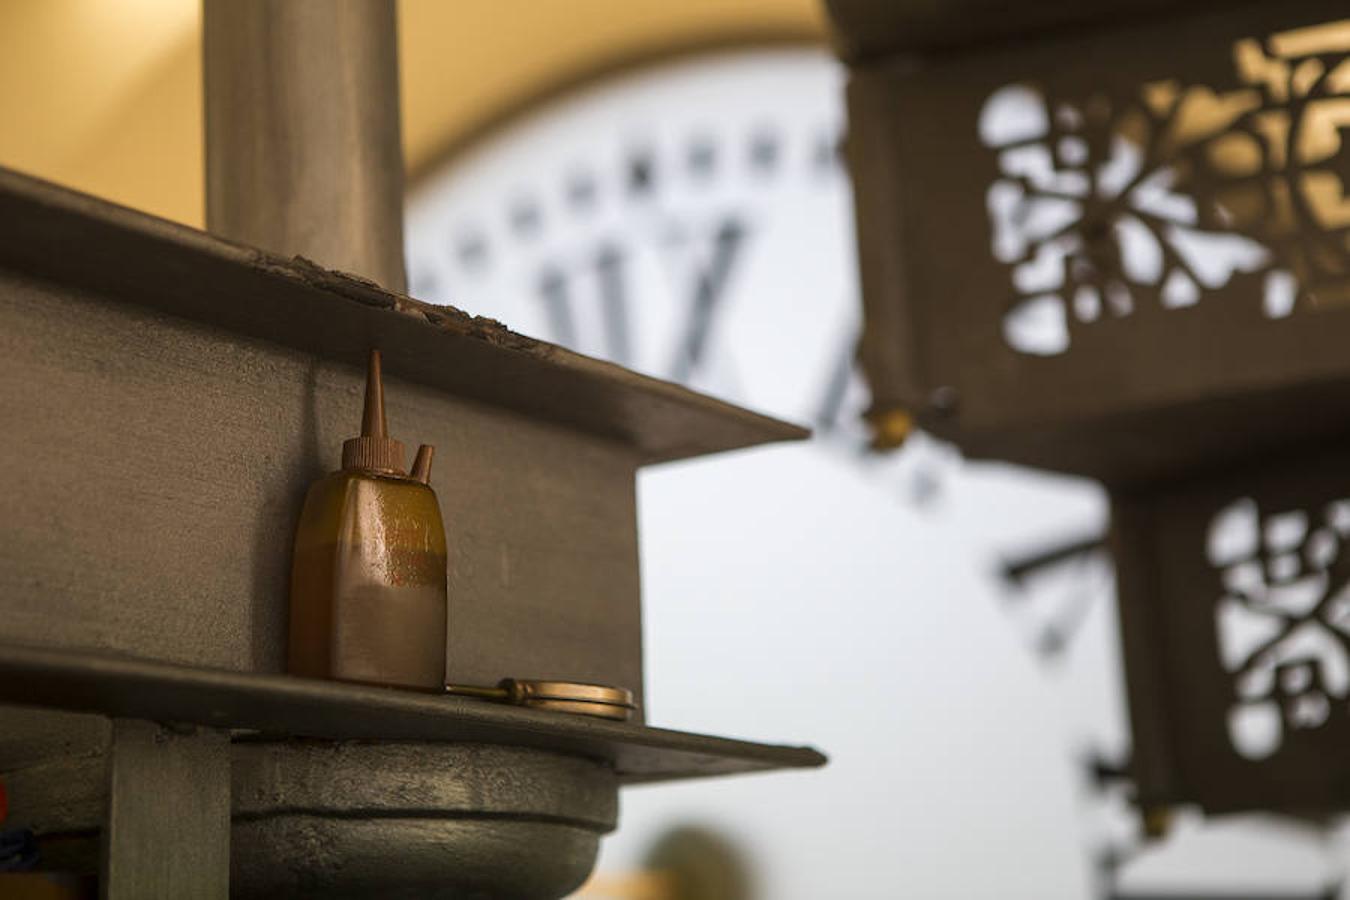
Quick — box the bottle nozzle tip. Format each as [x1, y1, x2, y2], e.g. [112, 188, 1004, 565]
[361, 349, 386, 438]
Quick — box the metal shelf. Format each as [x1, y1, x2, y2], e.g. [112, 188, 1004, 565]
[0, 642, 825, 784]
[0, 166, 806, 466]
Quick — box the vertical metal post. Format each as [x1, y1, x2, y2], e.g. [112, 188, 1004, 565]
[202, 0, 408, 292]
[101, 720, 231, 899]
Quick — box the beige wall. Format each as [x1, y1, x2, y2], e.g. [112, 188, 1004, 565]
[0, 0, 826, 228]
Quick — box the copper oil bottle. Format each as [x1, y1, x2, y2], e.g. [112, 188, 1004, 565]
[288, 350, 448, 691]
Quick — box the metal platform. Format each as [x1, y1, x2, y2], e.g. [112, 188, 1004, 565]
[0, 165, 823, 897]
[0, 166, 806, 467]
[0, 642, 825, 784]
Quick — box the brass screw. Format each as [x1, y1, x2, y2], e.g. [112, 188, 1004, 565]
[1141, 806, 1172, 840]
[867, 407, 914, 451]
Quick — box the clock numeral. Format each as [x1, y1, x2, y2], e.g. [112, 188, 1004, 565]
[595, 244, 633, 367]
[536, 218, 748, 386]
[668, 218, 748, 383]
[536, 249, 634, 366]
[813, 328, 858, 434]
[537, 266, 577, 348]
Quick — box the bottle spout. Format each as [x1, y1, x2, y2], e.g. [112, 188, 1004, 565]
[342, 349, 406, 474]
[362, 349, 388, 438]
[411, 444, 435, 484]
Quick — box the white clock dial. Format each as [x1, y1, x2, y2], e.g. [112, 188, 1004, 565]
[402, 46, 1319, 899]
[408, 50, 865, 446]
[407, 45, 1107, 900]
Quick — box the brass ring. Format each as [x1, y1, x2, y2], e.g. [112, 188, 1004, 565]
[505, 679, 635, 707]
[502, 679, 636, 721]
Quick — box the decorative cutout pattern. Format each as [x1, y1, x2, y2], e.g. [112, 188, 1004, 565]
[980, 19, 1350, 355]
[1208, 496, 1350, 758]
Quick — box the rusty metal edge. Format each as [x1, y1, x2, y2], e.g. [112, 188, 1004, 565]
[0, 166, 808, 465]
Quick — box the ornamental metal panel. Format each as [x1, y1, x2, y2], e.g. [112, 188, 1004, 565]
[847, 1, 1350, 482]
[1113, 439, 1350, 815]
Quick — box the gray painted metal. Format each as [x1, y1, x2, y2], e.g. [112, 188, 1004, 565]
[0, 168, 798, 706]
[102, 720, 231, 899]
[0, 709, 107, 874]
[236, 818, 600, 899]
[0, 160, 821, 892]
[232, 742, 616, 898]
[0, 167, 805, 465]
[0, 734, 618, 895]
[0, 263, 646, 706]
[203, 0, 407, 292]
[4, 726, 621, 897]
[0, 646, 827, 782]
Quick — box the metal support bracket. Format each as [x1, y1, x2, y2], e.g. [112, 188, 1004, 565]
[101, 720, 230, 899]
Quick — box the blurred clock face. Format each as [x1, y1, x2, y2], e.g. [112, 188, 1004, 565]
[407, 48, 867, 449]
[406, 45, 1328, 900]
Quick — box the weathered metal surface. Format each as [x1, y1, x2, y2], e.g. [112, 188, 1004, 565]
[0, 710, 105, 874]
[0, 165, 804, 723]
[0, 648, 826, 783]
[0, 167, 805, 465]
[2, 748, 104, 836]
[0, 167, 810, 711]
[840, 1, 1350, 484]
[0, 707, 109, 775]
[0, 155, 820, 893]
[231, 742, 616, 899]
[203, 0, 407, 292]
[102, 720, 231, 899]
[237, 818, 598, 900]
[231, 742, 617, 823]
[0, 709, 107, 873]
[1, 727, 621, 898]
[0, 262, 644, 705]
